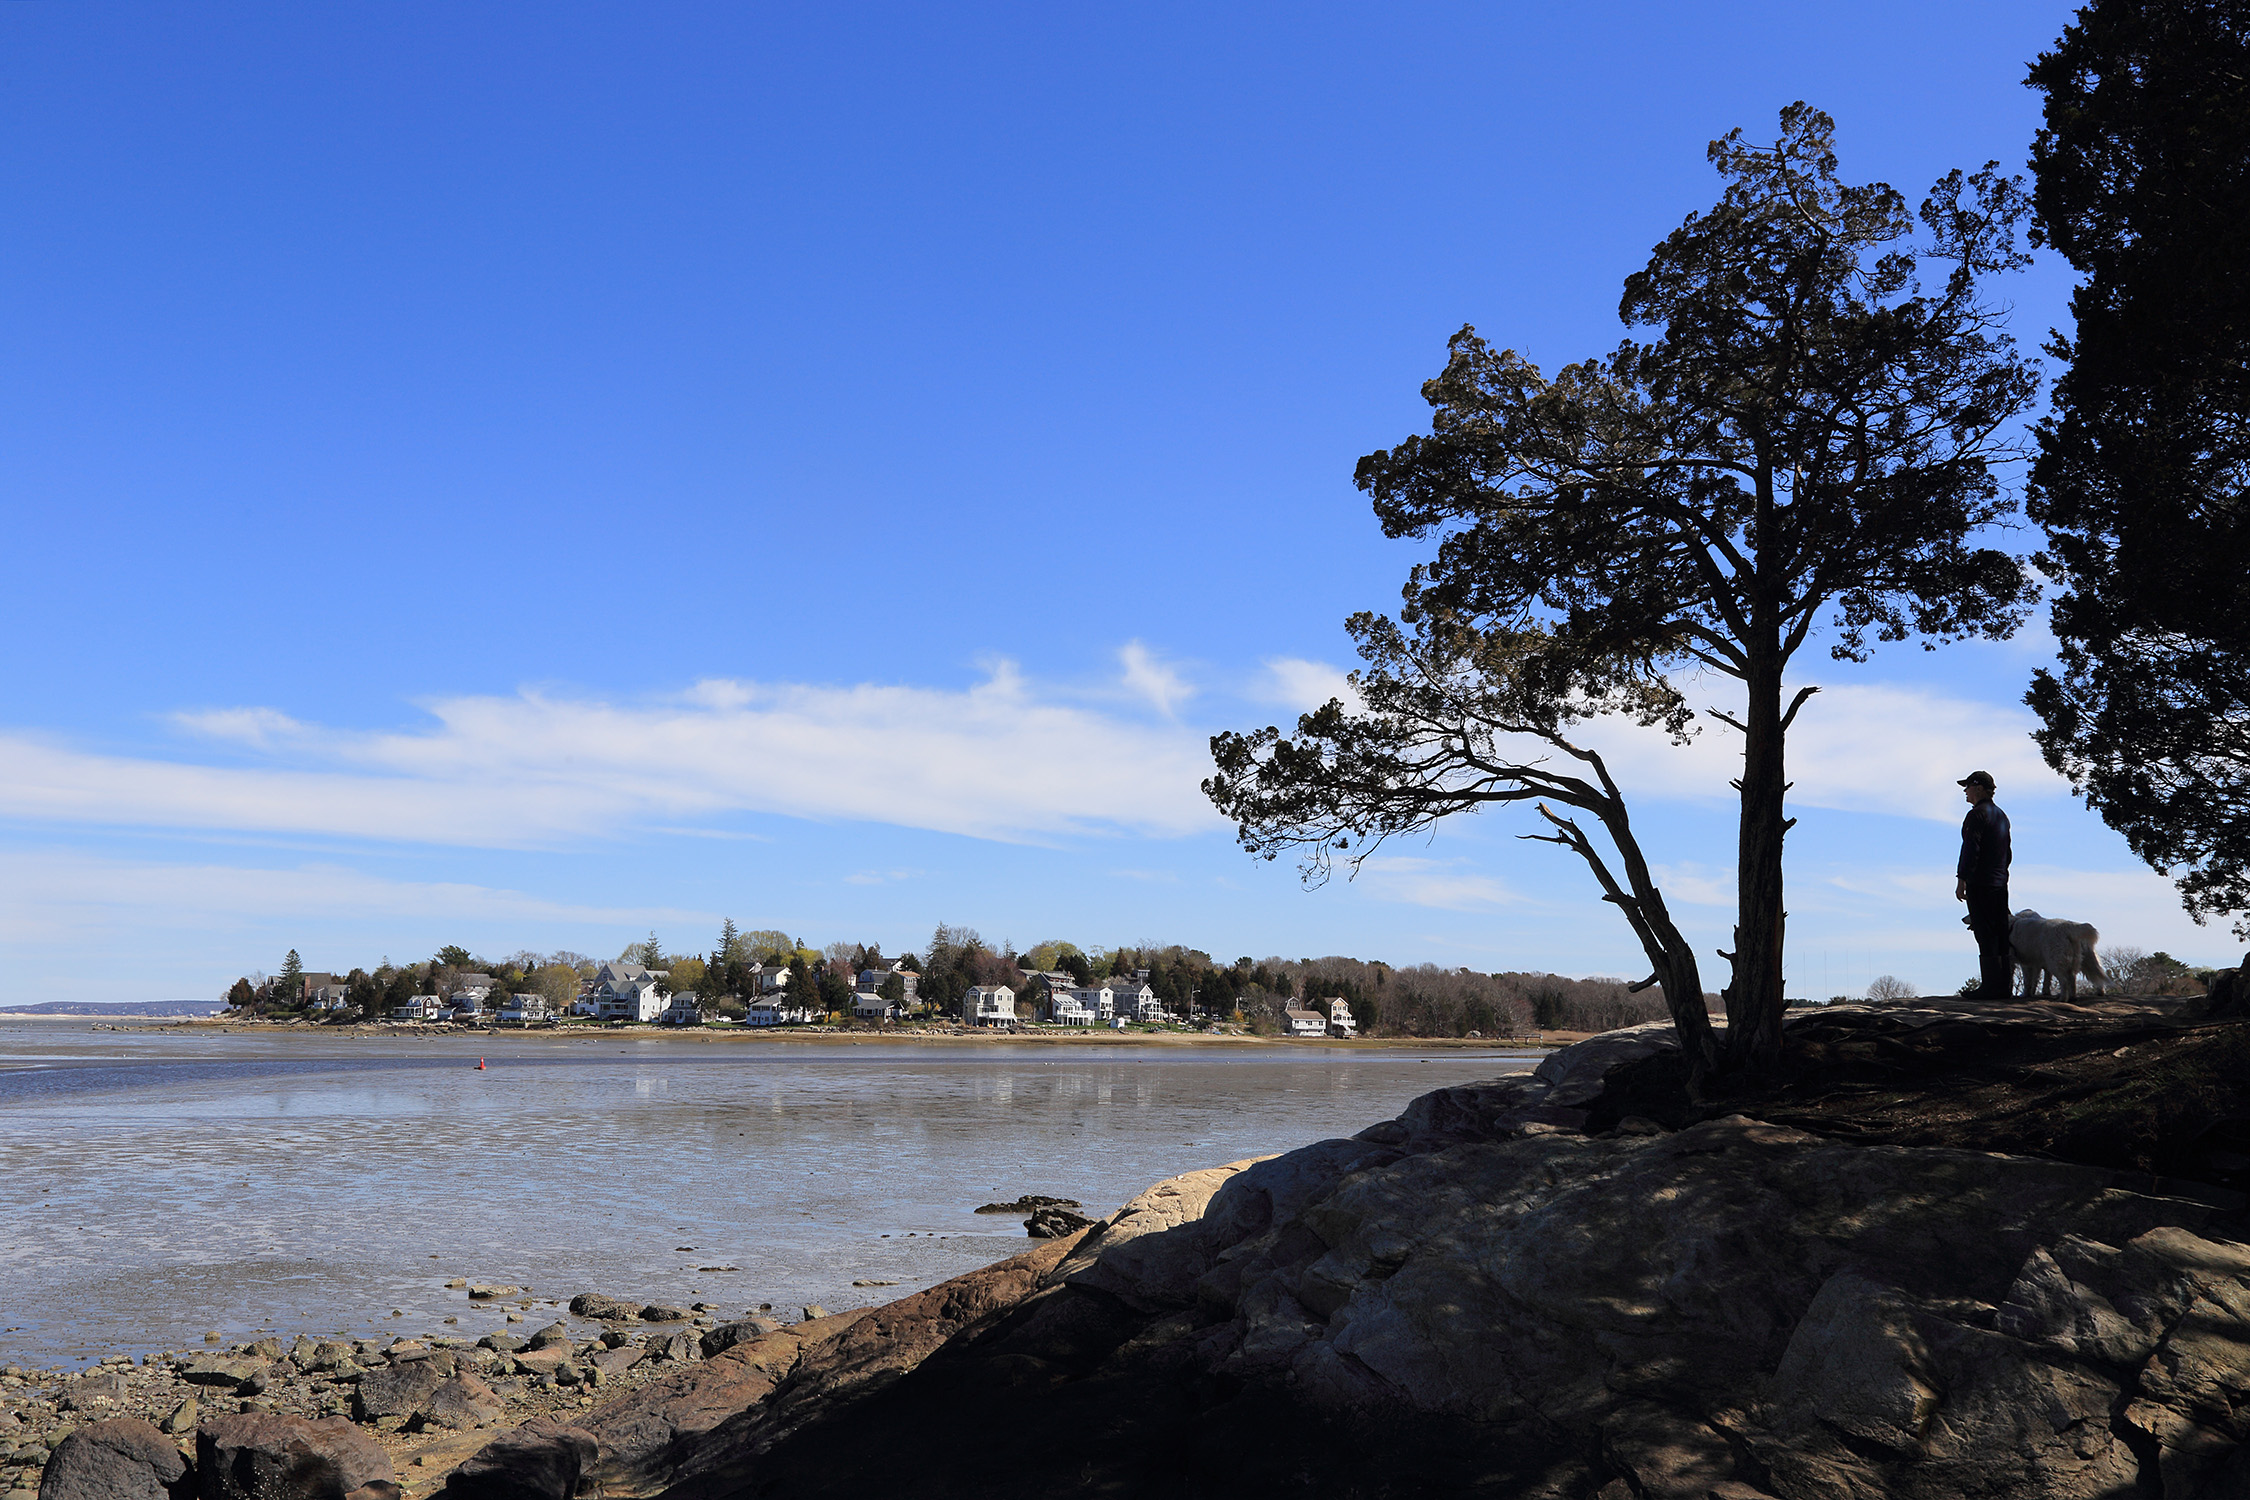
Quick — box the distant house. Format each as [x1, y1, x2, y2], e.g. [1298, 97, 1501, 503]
[1046, 992, 1096, 1026]
[498, 993, 551, 1026]
[1283, 1008, 1328, 1037]
[1069, 985, 1115, 1022]
[1323, 998, 1358, 1038]
[746, 999, 813, 1027]
[657, 992, 703, 1026]
[594, 979, 665, 1023]
[1110, 982, 1163, 1023]
[306, 984, 351, 1012]
[298, 972, 343, 1002]
[394, 994, 446, 1021]
[856, 967, 918, 1001]
[746, 963, 791, 996]
[962, 985, 1017, 1029]
[852, 991, 906, 1023]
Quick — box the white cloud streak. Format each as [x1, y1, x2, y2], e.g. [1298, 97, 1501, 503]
[0, 851, 701, 942]
[1118, 642, 1195, 718]
[0, 664, 1222, 848]
[1352, 855, 1519, 911]
[1255, 657, 1360, 714]
[1556, 681, 2066, 823]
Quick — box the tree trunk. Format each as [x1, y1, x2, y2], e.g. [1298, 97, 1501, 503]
[1725, 645, 1789, 1072]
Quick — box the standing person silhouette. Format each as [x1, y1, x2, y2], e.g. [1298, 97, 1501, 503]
[1955, 770, 2013, 999]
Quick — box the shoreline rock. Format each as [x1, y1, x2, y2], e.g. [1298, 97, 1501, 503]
[25, 990, 2250, 1499]
[456, 995, 2250, 1500]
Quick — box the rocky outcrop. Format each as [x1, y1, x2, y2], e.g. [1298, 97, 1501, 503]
[37, 1419, 190, 1500]
[350, 1361, 451, 1425]
[439, 1422, 593, 1500]
[412, 1377, 504, 1433]
[473, 999, 2250, 1500]
[194, 1414, 396, 1500]
[1022, 1206, 1093, 1238]
[565, 1297, 635, 1323]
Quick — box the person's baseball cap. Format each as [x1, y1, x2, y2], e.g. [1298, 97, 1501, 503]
[1957, 770, 1996, 790]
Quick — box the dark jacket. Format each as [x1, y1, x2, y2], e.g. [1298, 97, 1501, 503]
[1958, 800, 2011, 887]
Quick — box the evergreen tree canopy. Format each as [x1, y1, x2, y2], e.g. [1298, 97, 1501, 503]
[2024, 0, 2250, 936]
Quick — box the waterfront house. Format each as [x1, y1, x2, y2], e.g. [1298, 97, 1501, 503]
[306, 984, 351, 1012]
[852, 991, 906, 1023]
[856, 967, 917, 1001]
[746, 998, 813, 1027]
[394, 994, 446, 1021]
[1068, 985, 1115, 1022]
[962, 985, 1017, 1029]
[597, 979, 666, 1023]
[1284, 1008, 1328, 1037]
[1046, 992, 1096, 1026]
[1111, 981, 1164, 1023]
[1323, 998, 1358, 1038]
[498, 993, 551, 1025]
[657, 991, 703, 1025]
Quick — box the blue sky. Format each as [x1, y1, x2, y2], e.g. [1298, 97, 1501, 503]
[4, 1, 2230, 1002]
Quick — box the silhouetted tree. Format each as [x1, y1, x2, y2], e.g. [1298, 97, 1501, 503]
[2024, 0, 2250, 937]
[1209, 105, 2038, 1076]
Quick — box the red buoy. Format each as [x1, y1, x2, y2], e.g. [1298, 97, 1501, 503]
[476, 1058, 486, 1070]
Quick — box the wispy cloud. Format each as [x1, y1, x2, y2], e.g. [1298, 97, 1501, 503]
[1558, 681, 2066, 823]
[1352, 855, 1519, 911]
[1254, 657, 1360, 714]
[1119, 641, 1195, 718]
[0, 850, 702, 941]
[0, 663, 1223, 849]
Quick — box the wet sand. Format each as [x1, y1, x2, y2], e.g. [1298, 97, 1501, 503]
[1, 1021, 1534, 1376]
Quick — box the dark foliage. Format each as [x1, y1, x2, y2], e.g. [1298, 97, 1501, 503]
[2024, 1, 2250, 937]
[1210, 105, 2039, 1076]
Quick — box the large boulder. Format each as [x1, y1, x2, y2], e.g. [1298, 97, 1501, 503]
[193, 1415, 395, 1500]
[350, 1361, 448, 1422]
[37, 1419, 190, 1500]
[564, 1295, 634, 1322]
[438, 1422, 594, 1500]
[412, 1376, 505, 1433]
[179, 1359, 264, 1394]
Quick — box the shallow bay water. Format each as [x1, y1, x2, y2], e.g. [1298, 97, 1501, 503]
[0, 1020, 1532, 1368]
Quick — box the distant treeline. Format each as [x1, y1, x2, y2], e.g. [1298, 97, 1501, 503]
[227, 922, 1697, 1038]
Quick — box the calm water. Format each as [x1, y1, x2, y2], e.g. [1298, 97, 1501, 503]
[0, 1020, 1531, 1368]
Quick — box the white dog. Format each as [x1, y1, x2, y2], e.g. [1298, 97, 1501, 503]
[2010, 910, 2106, 1000]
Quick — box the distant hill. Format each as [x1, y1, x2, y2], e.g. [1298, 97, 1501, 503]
[0, 1000, 228, 1017]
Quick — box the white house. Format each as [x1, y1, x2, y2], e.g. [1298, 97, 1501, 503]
[306, 983, 351, 1011]
[498, 993, 551, 1026]
[658, 991, 703, 1026]
[1046, 992, 1095, 1026]
[592, 959, 665, 987]
[1069, 985, 1115, 1022]
[962, 985, 1017, 1029]
[746, 999, 813, 1027]
[852, 991, 906, 1023]
[597, 979, 666, 1023]
[394, 994, 446, 1021]
[1323, 997, 1358, 1038]
[1283, 1008, 1328, 1037]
